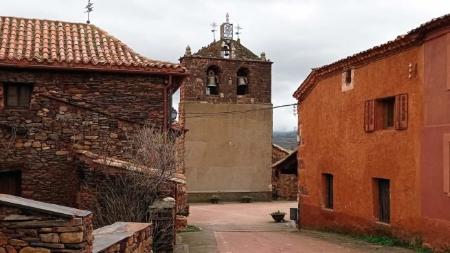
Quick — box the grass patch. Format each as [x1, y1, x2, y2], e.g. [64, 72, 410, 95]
[178, 225, 201, 233]
[359, 235, 432, 253]
[360, 235, 399, 246]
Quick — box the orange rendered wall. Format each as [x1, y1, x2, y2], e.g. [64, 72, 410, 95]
[298, 46, 424, 241]
[421, 28, 450, 250]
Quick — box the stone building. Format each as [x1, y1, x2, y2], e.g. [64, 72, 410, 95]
[272, 144, 290, 164]
[179, 15, 273, 202]
[272, 149, 297, 201]
[293, 14, 450, 250]
[0, 16, 187, 210]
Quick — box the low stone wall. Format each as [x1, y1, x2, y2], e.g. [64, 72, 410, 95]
[0, 195, 153, 253]
[92, 222, 152, 253]
[0, 195, 93, 253]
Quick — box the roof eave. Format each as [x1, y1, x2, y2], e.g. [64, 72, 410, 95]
[0, 61, 188, 76]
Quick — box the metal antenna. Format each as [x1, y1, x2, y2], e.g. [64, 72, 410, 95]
[236, 25, 243, 39]
[210, 22, 218, 42]
[85, 0, 94, 24]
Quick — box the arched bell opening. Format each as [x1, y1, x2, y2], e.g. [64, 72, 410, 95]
[206, 65, 220, 95]
[237, 67, 249, 95]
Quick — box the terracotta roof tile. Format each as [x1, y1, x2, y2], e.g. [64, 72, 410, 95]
[0, 16, 185, 74]
[293, 13, 450, 101]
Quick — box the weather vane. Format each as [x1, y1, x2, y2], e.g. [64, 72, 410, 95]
[210, 22, 218, 42]
[85, 0, 94, 24]
[236, 25, 243, 39]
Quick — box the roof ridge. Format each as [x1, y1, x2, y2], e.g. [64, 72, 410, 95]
[293, 13, 450, 100]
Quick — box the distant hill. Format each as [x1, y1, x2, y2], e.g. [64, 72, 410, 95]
[273, 131, 297, 151]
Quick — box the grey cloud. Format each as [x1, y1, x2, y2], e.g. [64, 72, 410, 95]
[1, 0, 450, 131]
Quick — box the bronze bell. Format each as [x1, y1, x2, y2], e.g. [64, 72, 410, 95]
[238, 76, 247, 86]
[207, 72, 217, 87]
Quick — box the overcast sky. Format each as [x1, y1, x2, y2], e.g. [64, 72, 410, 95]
[1, 0, 449, 131]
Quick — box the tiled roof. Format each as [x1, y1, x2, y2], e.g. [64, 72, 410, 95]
[0, 16, 185, 74]
[293, 13, 450, 101]
[189, 39, 267, 62]
[272, 149, 297, 168]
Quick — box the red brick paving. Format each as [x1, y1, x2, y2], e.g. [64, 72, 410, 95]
[177, 202, 414, 253]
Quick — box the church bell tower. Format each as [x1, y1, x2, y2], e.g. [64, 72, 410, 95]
[179, 14, 273, 202]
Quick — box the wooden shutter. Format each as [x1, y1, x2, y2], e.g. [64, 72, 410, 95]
[364, 100, 375, 132]
[395, 94, 408, 130]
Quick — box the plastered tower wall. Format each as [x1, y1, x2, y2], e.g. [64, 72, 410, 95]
[179, 18, 273, 201]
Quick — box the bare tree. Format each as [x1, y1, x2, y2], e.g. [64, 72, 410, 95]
[92, 125, 178, 227]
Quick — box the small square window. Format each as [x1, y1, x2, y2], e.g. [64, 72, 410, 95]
[4, 83, 33, 108]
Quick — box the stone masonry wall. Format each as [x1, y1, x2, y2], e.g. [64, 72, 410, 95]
[275, 174, 297, 201]
[0, 68, 169, 207]
[180, 57, 271, 105]
[0, 206, 93, 253]
[92, 223, 152, 253]
[272, 145, 289, 164]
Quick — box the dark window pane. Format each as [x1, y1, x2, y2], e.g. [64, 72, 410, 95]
[345, 69, 352, 84]
[4, 83, 33, 108]
[323, 173, 333, 209]
[6, 85, 19, 107]
[19, 85, 32, 107]
[0, 170, 21, 196]
[384, 99, 395, 128]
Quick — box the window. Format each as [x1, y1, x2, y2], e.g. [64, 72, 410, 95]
[322, 173, 333, 209]
[0, 170, 21, 196]
[4, 83, 33, 108]
[345, 69, 352, 85]
[377, 97, 395, 129]
[237, 68, 249, 95]
[374, 178, 390, 223]
[341, 69, 354, 91]
[364, 94, 408, 132]
[206, 66, 220, 95]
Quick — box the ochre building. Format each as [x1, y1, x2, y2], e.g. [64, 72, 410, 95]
[293, 14, 450, 251]
[179, 16, 273, 202]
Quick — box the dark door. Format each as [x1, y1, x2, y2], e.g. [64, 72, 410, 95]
[0, 170, 21, 196]
[378, 179, 390, 223]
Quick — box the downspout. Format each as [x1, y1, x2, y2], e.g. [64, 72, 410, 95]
[163, 75, 173, 132]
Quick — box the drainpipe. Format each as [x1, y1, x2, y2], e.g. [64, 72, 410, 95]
[163, 75, 173, 132]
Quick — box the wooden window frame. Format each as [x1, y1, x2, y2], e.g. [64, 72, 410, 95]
[3, 83, 34, 109]
[364, 94, 408, 133]
[376, 97, 395, 130]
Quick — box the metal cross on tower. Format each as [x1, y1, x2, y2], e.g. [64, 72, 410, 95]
[236, 25, 243, 39]
[85, 0, 94, 24]
[210, 22, 218, 42]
